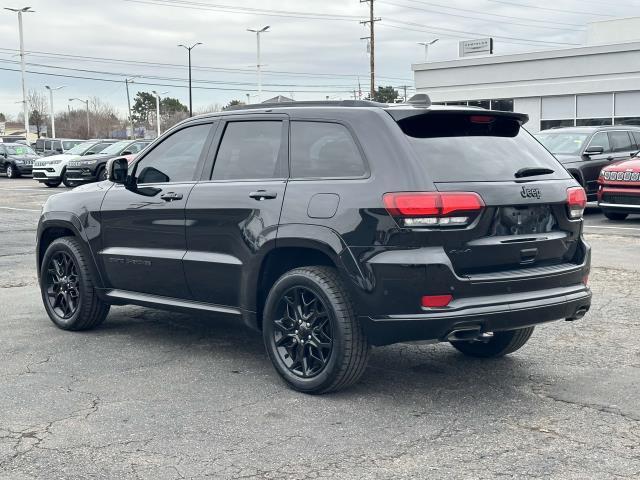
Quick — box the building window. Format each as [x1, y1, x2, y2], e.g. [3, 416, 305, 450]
[468, 100, 490, 109]
[490, 99, 514, 112]
[576, 118, 613, 127]
[614, 117, 640, 126]
[541, 119, 575, 130]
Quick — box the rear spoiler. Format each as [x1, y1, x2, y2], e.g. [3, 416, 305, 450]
[385, 108, 529, 125]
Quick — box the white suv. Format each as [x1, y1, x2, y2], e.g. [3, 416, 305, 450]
[32, 140, 116, 187]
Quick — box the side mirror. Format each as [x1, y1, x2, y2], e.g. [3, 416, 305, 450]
[584, 146, 604, 156]
[107, 157, 128, 184]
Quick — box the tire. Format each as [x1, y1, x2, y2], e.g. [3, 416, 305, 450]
[262, 266, 370, 394]
[6, 164, 19, 178]
[44, 180, 62, 188]
[40, 237, 110, 331]
[97, 166, 107, 181]
[62, 170, 76, 188]
[450, 326, 535, 358]
[603, 211, 628, 221]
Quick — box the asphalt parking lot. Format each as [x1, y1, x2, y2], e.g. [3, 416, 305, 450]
[1, 177, 639, 480]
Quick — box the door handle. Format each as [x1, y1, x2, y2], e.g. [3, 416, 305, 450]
[160, 192, 183, 202]
[607, 156, 615, 161]
[249, 190, 277, 200]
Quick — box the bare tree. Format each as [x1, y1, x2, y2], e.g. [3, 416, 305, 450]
[27, 89, 48, 138]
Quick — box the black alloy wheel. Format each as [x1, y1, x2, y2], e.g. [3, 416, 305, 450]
[45, 251, 80, 319]
[272, 286, 333, 378]
[98, 167, 107, 181]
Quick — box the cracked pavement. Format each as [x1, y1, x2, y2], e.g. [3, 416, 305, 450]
[1, 178, 639, 479]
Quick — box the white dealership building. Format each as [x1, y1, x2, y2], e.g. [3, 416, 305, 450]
[412, 17, 640, 133]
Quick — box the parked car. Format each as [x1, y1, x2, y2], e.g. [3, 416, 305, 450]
[597, 155, 640, 220]
[65, 139, 151, 185]
[0, 143, 39, 178]
[36, 98, 591, 394]
[34, 138, 83, 157]
[0, 136, 28, 145]
[32, 139, 117, 187]
[535, 126, 640, 201]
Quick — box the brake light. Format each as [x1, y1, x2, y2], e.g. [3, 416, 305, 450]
[383, 192, 484, 227]
[567, 186, 587, 219]
[421, 295, 453, 308]
[470, 115, 495, 124]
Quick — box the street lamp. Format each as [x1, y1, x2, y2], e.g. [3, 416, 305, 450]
[69, 98, 90, 139]
[418, 38, 439, 62]
[45, 85, 65, 139]
[247, 26, 270, 102]
[178, 42, 203, 116]
[5, 6, 34, 144]
[151, 90, 168, 138]
[124, 77, 137, 139]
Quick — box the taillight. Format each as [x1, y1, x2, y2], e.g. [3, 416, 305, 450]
[383, 192, 484, 227]
[567, 186, 587, 219]
[421, 295, 453, 308]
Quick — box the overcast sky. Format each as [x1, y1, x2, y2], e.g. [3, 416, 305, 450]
[1, 0, 639, 119]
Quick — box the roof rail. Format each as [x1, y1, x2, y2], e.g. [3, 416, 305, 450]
[226, 99, 387, 111]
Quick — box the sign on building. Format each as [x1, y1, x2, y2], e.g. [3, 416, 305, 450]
[459, 38, 494, 58]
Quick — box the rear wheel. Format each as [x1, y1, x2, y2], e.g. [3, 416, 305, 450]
[44, 180, 62, 188]
[40, 237, 110, 331]
[603, 211, 628, 221]
[450, 327, 535, 358]
[262, 266, 370, 394]
[6, 164, 19, 178]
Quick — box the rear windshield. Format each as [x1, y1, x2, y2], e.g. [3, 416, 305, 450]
[400, 113, 570, 182]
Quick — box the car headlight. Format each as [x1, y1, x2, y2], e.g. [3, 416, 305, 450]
[14, 159, 24, 164]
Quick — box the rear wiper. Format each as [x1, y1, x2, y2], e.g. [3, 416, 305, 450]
[515, 167, 555, 178]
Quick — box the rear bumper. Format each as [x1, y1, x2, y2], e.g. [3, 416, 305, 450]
[361, 284, 591, 346]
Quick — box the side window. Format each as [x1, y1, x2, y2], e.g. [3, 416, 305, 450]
[136, 124, 211, 184]
[290, 122, 366, 178]
[212, 121, 283, 180]
[128, 142, 148, 154]
[35, 139, 44, 151]
[52, 140, 62, 152]
[588, 132, 611, 153]
[44, 140, 52, 151]
[609, 131, 633, 153]
[633, 131, 640, 149]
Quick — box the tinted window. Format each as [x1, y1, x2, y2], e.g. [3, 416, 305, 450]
[609, 131, 633, 152]
[633, 131, 640, 148]
[136, 124, 211, 184]
[535, 132, 590, 155]
[588, 132, 611, 153]
[290, 122, 366, 178]
[402, 112, 570, 182]
[44, 140, 52, 150]
[52, 140, 62, 152]
[212, 121, 283, 180]
[84, 143, 113, 155]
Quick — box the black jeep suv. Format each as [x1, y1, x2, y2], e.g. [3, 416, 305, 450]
[37, 98, 592, 394]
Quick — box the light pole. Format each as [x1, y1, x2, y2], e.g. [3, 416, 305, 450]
[151, 90, 168, 138]
[69, 98, 90, 139]
[45, 85, 64, 139]
[247, 26, 269, 102]
[418, 38, 439, 62]
[178, 42, 202, 116]
[5, 6, 34, 144]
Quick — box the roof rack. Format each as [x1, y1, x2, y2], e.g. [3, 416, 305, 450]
[226, 99, 387, 111]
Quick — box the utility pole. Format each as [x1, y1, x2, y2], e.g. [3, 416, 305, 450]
[45, 85, 65, 139]
[5, 6, 34, 144]
[247, 26, 270, 103]
[125, 77, 135, 139]
[151, 90, 168, 138]
[360, 0, 380, 100]
[398, 85, 409, 102]
[178, 42, 203, 116]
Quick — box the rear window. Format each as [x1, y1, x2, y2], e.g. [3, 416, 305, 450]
[400, 113, 570, 182]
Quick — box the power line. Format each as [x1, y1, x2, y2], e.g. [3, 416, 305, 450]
[0, 47, 413, 82]
[382, 19, 580, 46]
[379, 0, 585, 31]
[485, 0, 615, 17]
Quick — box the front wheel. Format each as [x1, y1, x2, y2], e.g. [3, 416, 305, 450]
[6, 164, 19, 178]
[62, 170, 77, 188]
[450, 327, 535, 358]
[603, 210, 628, 221]
[97, 166, 107, 181]
[262, 266, 370, 394]
[44, 180, 62, 188]
[40, 237, 110, 331]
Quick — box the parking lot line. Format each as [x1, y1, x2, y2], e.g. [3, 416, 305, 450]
[585, 225, 640, 232]
[0, 206, 41, 212]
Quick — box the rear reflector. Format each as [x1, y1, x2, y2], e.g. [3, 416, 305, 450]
[567, 186, 587, 219]
[383, 192, 484, 228]
[421, 295, 453, 308]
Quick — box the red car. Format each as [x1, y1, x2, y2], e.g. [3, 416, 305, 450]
[598, 157, 640, 220]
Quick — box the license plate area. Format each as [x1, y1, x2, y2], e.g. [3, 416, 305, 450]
[489, 205, 557, 236]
